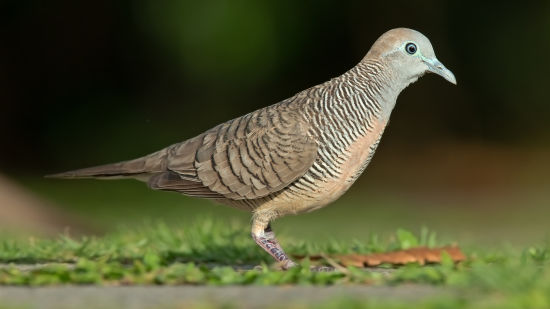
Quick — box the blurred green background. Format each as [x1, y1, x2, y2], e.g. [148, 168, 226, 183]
[1, 1, 549, 244]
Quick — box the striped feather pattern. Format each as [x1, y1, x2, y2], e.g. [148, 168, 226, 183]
[51, 58, 396, 212]
[50, 54, 406, 215]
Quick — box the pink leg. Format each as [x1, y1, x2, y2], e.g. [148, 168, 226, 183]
[251, 224, 296, 269]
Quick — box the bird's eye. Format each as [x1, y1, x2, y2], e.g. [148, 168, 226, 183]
[405, 43, 417, 55]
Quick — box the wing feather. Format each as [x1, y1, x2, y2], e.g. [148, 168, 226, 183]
[149, 103, 317, 200]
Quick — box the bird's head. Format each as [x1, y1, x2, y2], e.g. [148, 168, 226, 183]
[365, 28, 456, 86]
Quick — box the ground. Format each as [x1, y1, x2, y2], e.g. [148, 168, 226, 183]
[0, 219, 549, 308]
[0, 285, 454, 309]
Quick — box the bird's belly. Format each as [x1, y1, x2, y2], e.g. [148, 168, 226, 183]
[250, 120, 388, 217]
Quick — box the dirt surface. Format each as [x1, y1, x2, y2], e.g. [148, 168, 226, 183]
[0, 285, 453, 308]
[0, 174, 93, 235]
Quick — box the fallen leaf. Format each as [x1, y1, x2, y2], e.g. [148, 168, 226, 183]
[296, 246, 466, 268]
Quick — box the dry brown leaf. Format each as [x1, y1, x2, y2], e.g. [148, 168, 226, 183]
[295, 246, 465, 268]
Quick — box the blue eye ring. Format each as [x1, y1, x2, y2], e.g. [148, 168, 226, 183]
[405, 43, 417, 55]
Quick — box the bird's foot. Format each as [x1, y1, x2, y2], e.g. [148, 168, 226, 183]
[252, 226, 296, 270]
[280, 259, 297, 270]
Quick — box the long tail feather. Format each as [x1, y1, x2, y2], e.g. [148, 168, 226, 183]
[46, 149, 168, 179]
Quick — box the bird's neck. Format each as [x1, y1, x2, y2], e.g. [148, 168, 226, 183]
[338, 60, 406, 128]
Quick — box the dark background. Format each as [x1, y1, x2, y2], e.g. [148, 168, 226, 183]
[0, 1, 549, 240]
[2, 1, 549, 172]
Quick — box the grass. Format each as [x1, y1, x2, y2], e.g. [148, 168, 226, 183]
[1, 218, 550, 308]
[0, 219, 442, 275]
[3, 175, 550, 308]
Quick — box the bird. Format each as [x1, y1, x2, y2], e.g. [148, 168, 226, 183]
[48, 28, 456, 269]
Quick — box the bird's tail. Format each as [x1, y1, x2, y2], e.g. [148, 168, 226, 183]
[46, 149, 168, 180]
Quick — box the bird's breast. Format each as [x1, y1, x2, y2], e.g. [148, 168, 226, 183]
[268, 119, 388, 215]
[324, 120, 387, 197]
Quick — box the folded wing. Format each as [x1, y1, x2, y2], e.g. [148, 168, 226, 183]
[149, 103, 318, 200]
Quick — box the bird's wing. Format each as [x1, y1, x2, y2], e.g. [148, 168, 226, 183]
[148, 103, 318, 200]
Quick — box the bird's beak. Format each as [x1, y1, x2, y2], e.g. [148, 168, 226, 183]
[423, 58, 456, 85]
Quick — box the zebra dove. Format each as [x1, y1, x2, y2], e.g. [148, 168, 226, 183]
[49, 28, 456, 269]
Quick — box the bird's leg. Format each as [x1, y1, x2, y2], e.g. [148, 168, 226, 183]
[251, 222, 296, 269]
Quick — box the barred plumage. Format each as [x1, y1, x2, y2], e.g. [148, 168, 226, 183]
[49, 28, 456, 268]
